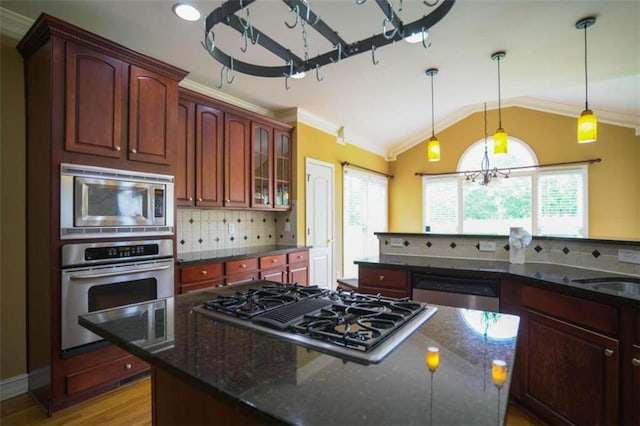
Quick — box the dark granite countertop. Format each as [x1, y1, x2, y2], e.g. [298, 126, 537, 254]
[80, 285, 519, 426]
[177, 245, 311, 265]
[355, 255, 640, 304]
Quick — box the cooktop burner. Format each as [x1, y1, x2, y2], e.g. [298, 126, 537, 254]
[194, 281, 438, 364]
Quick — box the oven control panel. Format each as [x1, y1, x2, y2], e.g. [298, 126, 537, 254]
[85, 244, 160, 261]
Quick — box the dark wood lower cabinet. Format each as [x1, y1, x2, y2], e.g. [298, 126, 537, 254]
[520, 309, 619, 425]
[357, 265, 409, 298]
[633, 344, 640, 425]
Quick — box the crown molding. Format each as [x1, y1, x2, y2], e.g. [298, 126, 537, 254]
[387, 98, 640, 160]
[275, 107, 388, 157]
[179, 79, 273, 118]
[0, 7, 33, 40]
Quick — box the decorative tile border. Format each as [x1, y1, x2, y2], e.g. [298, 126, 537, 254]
[379, 234, 640, 276]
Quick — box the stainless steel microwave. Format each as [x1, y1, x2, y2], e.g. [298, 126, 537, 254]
[60, 163, 174, 239]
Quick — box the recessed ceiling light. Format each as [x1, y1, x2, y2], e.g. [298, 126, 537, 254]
[404, 30, 429, 44]
[173, 3, 201, 21]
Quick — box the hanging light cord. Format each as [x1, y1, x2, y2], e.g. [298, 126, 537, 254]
[583, 23, 589, 110]
[497, 56, 502, 128]
[430, 72, 436, 138]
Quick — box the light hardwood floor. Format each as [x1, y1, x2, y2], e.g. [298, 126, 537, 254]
[1, 377, 542, 425]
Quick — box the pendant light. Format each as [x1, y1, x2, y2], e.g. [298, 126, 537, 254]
[576, 16, 597, 143]
[426, 68, 441, 162]
[491, 51, 508, 154]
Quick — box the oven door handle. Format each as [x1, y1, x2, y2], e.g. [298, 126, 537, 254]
[68, 264, 172, 280]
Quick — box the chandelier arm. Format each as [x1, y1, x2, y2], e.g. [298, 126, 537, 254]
[414, 158, 602, 177]
[282, 0, 349, 47]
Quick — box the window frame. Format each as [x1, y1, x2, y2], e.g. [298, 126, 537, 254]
[422, 138, 588, 237]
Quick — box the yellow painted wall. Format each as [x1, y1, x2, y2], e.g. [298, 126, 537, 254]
[1, 34, 27, 380]
[389, 106, 640, 239]
[293, 122, 389, 276]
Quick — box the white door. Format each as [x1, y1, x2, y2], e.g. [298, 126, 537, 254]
[305, 158, 334, 289]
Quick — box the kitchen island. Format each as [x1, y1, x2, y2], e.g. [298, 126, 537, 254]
[80, 283, 519, 425]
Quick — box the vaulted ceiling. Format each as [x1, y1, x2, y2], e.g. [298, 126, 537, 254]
[2, 1, 639, 159]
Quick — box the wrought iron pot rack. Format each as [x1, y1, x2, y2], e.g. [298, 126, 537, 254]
[203, 0, 456, 83]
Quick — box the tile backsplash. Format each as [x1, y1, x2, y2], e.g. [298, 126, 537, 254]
[378, 234, 640, 276]
[176, 207, 298, 254]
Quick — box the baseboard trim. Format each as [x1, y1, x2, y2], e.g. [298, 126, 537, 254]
[0, 373, 28, 401]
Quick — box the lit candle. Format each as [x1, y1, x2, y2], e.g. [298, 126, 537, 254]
[426, 347, 439, 372]
[492, 360, 507, 388]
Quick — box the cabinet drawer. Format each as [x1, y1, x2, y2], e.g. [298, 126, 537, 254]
[226, 258, 258, 275]
[522, 285, 618, 335]
[287, 251, 309, 264]
[359, 267, 407, 290]
[66, 355, 148, 396]
[359, 285, 408, 299]
[260, 254, 286, 269]
[181, 263, 223, 284]
[180, 279, 223, 294]
[226, 272, 259, 286]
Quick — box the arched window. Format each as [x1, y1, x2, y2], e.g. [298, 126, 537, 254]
[422, 137, 588, 237]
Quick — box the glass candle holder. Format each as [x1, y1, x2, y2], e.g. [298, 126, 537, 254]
[426, 346, 440, 372]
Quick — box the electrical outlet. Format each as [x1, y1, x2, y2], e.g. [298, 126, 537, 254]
[479, 241, 497, 252]
[285, 222, 291, 232]
[390, 238, 404, 247]
[618, 249, 640, 265]
[228, 223, 235, 234]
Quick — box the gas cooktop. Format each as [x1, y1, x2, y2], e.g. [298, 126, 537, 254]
[193, 282, 438, 364]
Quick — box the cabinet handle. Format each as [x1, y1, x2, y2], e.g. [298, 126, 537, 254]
[130, 148, 137, 154]
[125, 363, 132, 370]
[272, 259, 278, 264]
[200, 270, 207, 275]
[189, 197, 193, 201]
[297, 255, 302, 260]
[240, 264, 246, 268]
[604, 349, 614, 357]
[114, 145, 121, 152]
[379, 275, 384, 281]
[632, 358, 640, 367]
[225, 199, 230, 203]
[197, 197, 203, 202]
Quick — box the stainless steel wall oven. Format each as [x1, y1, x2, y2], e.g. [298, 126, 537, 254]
[61, 239, 174, 353]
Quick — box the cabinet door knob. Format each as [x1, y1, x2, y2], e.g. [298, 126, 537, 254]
[114, 145, 121, 152]
[197, 197, 203, 202]
[272, 259, 278, 264]
[225, 199, 230, 203]
[604, 349, 614, 357]
[240, 264, 246, 268]
[632, 358, 640, 367]
[200, 270, 207, 275]
[379, 275, 384, 281]
[188, 197, 193, 201]
[125, 363, 132, 370]
[130, 148, 137, 154]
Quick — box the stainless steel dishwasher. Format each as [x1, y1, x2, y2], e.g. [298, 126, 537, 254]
[411, 272, 500, 311]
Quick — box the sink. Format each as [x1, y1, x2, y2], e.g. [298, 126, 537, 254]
[572, 277, 640, 297]
[589, 281, 640, 296]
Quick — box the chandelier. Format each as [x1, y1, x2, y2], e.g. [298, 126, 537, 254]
[464, 103, 511, 185]
[201, 0, 456, 87]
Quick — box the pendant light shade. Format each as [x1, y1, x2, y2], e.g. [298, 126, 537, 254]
[578, 109, 597, 143]
[576, 17, 597, 143]
[426, 68, 440, 162]
[491, 51, 508, 154]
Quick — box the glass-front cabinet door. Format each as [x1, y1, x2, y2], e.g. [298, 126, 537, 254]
[252, 124, 272, 208]
[274, 130, 290, 209]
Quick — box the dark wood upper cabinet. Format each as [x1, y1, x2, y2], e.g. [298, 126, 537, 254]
[196, 104, 224, 207]
[274, 129, 291, 210]
[251, 123, 273, 208]
[224, 114, 251, 208]
[176, 99, 195, 206]
[65, 43, 126, 158]
[128, 65, 177, 165]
